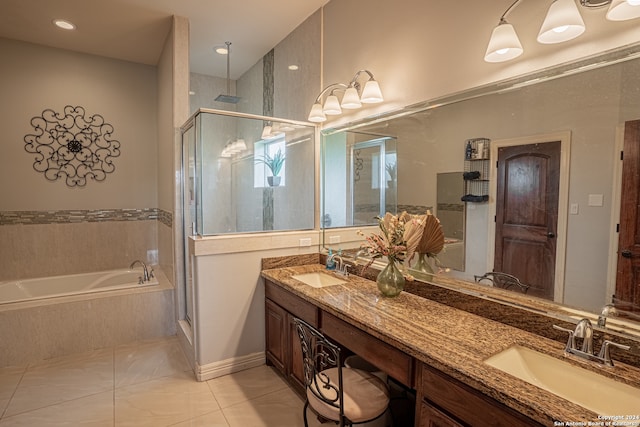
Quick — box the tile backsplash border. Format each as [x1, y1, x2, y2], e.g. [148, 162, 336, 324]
[0, 208, 173, 227]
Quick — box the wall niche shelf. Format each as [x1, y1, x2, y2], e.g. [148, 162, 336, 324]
[462, 137, 491, 203]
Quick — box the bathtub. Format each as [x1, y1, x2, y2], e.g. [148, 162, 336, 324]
[0, 267, 174, 368]
[0, 268, 159, 305]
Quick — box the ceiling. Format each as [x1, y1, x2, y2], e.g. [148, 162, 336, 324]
[0, 0, 329, 79]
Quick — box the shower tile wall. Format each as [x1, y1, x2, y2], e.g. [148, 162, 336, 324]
[0, 209, 171, 281]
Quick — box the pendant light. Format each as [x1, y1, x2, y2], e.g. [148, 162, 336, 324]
[606, 0, 640, 20]
[537, 0, 586, 44]
[485, 19, 524, 62]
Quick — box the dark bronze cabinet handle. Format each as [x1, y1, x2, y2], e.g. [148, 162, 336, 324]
[621, 250, 633, 258]
[547, 232, 556, 238]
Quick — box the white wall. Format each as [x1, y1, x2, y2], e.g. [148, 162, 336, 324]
[190, 231, 320, 380]
[321, 0, 640, 126]
[0, 38, 158, 210]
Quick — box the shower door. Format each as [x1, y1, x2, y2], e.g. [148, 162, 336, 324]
[181, 124, 197, 326]
[350, 139, 396, 225]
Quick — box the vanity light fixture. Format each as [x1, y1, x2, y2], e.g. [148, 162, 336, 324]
[485, 0, 640, 63]
[261, 124, 273, 139]
[307, 69, 383, 123]
[220, 139, 246, 158]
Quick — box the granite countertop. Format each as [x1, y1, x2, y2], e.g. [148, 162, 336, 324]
[261, 263, 640, 426]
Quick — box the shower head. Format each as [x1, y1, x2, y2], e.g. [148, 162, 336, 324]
[215, 94, 241, 104]
[215, 41, 241, 104]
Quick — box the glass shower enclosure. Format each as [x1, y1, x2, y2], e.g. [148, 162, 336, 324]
[180, 109, 316, 324]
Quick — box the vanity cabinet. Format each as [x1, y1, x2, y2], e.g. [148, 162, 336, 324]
[265, 278, 545, 427]
[265, 280, 319, 396]
[416, 362, 543, 427]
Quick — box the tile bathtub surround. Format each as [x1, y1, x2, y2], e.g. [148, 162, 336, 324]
[0, 208, 173, 280]
[0, 208, 173, 225]
[0, 336, 321, 427]
[0, 220, 157, 281]
[0, 269, 175, 368]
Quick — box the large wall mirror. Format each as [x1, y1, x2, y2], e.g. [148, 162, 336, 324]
[321, 43, 640, 337]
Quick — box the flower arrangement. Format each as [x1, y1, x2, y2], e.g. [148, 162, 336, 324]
[357, 210, 446, 275]
[357, 212, 425, 271]
[415, 211, 445, 258]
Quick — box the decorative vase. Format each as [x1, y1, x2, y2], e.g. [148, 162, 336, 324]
[267, 176, 281, 187]
[413, 253, 435, 281]
[376, 257, 405, 297]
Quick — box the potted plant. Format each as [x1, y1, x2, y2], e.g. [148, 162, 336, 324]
[256, 148, 285, 186]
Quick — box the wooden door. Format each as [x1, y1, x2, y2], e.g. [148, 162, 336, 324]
[616, 119, 640, 310]
[495, 141, 561, 299]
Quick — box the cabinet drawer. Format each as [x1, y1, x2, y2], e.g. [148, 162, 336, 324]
[421, 363, 542, 427]
[322, 312, 413, 387]
[419, 401, 464, 427]
[265, 280, 319, 325]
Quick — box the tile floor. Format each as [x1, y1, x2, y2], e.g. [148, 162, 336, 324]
[0, 336, 323, 426]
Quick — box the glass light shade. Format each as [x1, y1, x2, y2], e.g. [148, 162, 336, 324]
[341, 86, 362, 109]
[484, 22, 523, 63]
[360, 80, 383, 103]
[261, 126, 272, 139]
[323, 94, 342, 115]
[308, 102, 327, 122]
[537, 0, 585, 44]
[606, 0, 640, 20]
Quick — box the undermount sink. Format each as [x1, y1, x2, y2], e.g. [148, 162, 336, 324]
[484, 345, 640, 415]
[291, 272, 346, 288]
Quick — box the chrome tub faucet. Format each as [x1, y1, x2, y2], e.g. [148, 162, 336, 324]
[130, 259, 152, 283]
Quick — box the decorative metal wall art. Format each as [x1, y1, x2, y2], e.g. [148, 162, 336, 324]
[24, 105, 121, 187]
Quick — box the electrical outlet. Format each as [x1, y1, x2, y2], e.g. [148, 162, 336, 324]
[329, 235, 341, 244]
[570, 203, 579, 215]
[299, 238, 312, 247]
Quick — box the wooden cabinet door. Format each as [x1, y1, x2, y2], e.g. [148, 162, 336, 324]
[419, 402, 464, 427]
[287, 313, 306, 394]
[265, 299, 287, 374]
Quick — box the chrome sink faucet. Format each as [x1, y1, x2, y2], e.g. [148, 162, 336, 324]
[554, 318, 630, 366]
[328, 254, 349, 276]
[130, 259, 152, 283]
[574, 318, 594, 354]
[598, 303, 619, 327]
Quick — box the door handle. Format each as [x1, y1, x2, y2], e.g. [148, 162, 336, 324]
[547, 232, 556, 238]
[621, 250, 633, 259]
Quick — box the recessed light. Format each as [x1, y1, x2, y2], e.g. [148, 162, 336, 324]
[53, 19, 76, 30]
[215, 46, 228, 55]
[288, 65, 299, 71]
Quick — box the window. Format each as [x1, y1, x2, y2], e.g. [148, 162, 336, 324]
[254, 136, 286, 188]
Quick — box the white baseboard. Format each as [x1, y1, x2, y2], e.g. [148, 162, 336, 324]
[195, 351, 266, 381]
